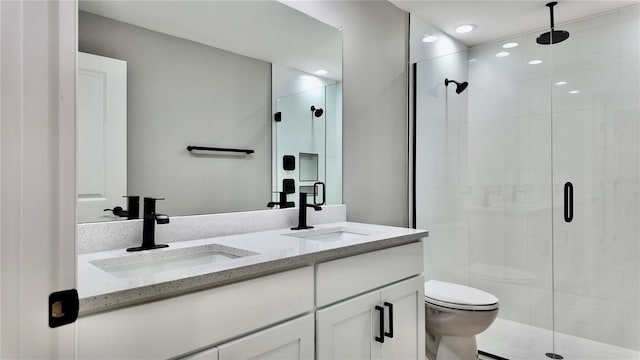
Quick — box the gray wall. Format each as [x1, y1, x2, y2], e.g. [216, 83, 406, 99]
[283, 1, 410, 227]
[79, 11, 272, 217]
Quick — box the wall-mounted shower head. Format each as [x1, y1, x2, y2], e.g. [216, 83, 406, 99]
[310, 106, 324, 118]
[444, 78, 469, 94]
[537, 2, 570, 45]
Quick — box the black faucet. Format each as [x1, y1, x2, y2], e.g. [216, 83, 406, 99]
[127, 197, 170, 252]
[104, 196, 140, 220]
[291, 192, 322, 230]
[267, 192, 295, 209]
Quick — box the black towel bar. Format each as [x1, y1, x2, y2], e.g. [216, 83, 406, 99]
[187, 146, 254, 154]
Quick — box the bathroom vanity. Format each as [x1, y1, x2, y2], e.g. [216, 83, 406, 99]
[77, 221, 427, 359]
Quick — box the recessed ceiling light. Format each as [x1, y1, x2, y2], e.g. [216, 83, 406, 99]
[468, 58, 478, 62]
[569, 90, 580, 94]
[422, 35, 439, 43]
[496, 52, 510, 58]
[528, 59, 543, 65]
[555, 81, 567, 86]
[314, 69, 329, 76]
[455, 24, 477, 34]
[503, 42, 519, 48]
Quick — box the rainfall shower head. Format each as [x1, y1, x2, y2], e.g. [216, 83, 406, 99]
[537, 2, 570, 45]
[310, 106, 324, 118]
[444, 78, 469, 94]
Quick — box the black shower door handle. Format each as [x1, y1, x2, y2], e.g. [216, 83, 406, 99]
[564, 182, 573, 223]
[374, 306, 384, 343]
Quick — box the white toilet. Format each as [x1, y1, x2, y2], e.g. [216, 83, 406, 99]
[424, 280, 499, 360]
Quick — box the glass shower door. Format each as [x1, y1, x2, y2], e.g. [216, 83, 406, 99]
[465, 31, 555, 358]
[551, 6, 640, 357]
[414, 35, 557, 358]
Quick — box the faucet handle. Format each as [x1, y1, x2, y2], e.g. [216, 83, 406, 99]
[313, 182, 326, 206]
[143, 197, 167, 219]
[144, 197, 165, 209]
[155, 214, 170, 224]
[104, 206, 127, 217]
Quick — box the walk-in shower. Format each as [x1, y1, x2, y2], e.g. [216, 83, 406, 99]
[413, 3, 640, 360]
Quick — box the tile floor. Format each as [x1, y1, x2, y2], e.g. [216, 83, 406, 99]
[477, 318, 640, 360]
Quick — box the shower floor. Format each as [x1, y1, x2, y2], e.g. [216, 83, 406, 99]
[477, 318, 640, 360]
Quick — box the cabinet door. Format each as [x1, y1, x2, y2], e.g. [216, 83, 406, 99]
[316, 291, 382, 360]
[379, 276, 425, 360]
[181, 347, 218, 360]
[217, 315, 314, 360]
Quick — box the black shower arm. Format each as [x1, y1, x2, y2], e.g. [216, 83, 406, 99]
[547, 1, 558, 30]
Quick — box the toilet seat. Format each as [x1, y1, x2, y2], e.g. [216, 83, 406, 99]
[425, 280, 499, 311]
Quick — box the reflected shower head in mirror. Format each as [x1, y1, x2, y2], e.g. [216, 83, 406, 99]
[444, 78, 469, 94]
[537, 2, 570, 45]
[310, 105, 324, 117]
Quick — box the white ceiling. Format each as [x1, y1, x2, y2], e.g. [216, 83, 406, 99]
[79, 1, 342, 80]
[390, 0, 638, 46]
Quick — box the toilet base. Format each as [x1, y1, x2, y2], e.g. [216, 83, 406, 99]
[436, 335, 478, 360]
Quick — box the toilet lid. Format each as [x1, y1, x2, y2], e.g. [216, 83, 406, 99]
[424, 280, 499, 309]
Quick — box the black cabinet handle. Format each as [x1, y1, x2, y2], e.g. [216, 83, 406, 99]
[384, 302, 394, 338]
[375, 305, 384, 343]
[564, 182, 573, 223]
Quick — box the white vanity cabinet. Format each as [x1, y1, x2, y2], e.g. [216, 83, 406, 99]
[217, 314, 314, 360]
[78, 241, 425, 360]
[316, 276, 424, 360]
[182, 315, 314, 360]
[78, 266, 315, 359]
[379, 277, 424, 360]
[316, 290, 381, 359]
[315, 242, 425, 360]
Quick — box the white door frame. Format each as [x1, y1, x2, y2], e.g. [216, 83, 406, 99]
[1, 0, 77, 358]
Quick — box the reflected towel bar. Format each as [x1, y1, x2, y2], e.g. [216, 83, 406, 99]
[187, 146, 254, 154]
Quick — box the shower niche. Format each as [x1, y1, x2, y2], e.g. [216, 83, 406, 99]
[299, 153, 319, 182]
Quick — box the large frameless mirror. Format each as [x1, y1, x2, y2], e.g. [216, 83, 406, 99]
[76, 0, 342, 223]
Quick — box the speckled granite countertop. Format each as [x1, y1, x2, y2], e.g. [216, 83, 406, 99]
[78, 222, 428, 315]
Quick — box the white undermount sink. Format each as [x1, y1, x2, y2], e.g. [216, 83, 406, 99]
[90, 244, 258, 279]
[284, 226, 373, 242]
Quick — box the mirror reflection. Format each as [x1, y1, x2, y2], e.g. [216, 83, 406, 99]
[272, 65, 342, 210]
[76, 1, 342, 223]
